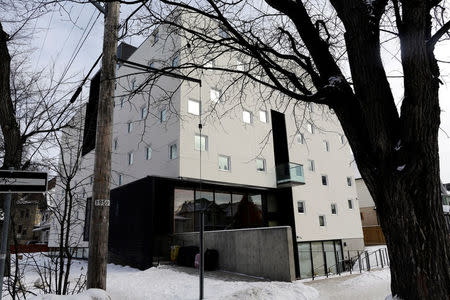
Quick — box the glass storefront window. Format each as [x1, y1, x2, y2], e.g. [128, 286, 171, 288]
[298, 243, 312, 279]
[195, 190, 214, 231]
[324, 241, 337, 274]
[214, 192, 232, 230]
[232, 193, 263, 228]
[174, 189, 195, 233]
[311, 242, 325, 276]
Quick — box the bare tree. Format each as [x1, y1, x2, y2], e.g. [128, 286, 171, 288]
[109, 0, 450, 298]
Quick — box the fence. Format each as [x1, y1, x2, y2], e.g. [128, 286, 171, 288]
[48, 247, 89, 259]
[302, 247, 390, 280]
[10, 244, 49, 253]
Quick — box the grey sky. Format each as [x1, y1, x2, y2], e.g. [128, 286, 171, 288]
[25, 2, 450, 182]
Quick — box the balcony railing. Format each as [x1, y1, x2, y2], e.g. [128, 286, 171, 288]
[276, 162, 305, 187]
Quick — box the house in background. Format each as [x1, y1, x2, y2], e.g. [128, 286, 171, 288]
[356, 178, 450, 246]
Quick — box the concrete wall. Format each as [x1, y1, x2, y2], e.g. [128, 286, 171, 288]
[174, 226, 296, 282]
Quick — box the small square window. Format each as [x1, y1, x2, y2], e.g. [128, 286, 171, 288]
[243, 110, 252, 124]
[188, 99, 201, 115]
[194, 134, 208, 151]
[348, 199, 353, 209]
[160, 109, 167, 123]
[127, 121, 133, 133]
[128, 152, 134, 165]
[169, 144, 178, 159]
[297, 133, 305, 144]
[307, 122, 314, 134]
[256, 158, 266, 172]
[118, 174, 123, 186]
[307, 159, 315, 172]
[297, 201, 305, 214]
[324, 140, 330, 152]
[218, 155, 231, 171]
[321, 175, 328, 186]
[331, 203, 337, 215]
[210, 88, 221, 102]
[259, 110, 267, 123]
[141, 107, 147, 119]
[146, 147, 152, 160]
[347, 177, 352, 186]
[319, 215, 326, 227]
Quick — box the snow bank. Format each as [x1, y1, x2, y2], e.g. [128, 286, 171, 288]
[29, 289, 110, 300]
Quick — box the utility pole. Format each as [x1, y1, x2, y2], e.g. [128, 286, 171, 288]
[87, 1, 120, 290]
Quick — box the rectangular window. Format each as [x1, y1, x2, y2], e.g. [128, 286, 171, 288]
[188, 99, 201, 115]
[347, 177, 352, 186]
[169, 143, 178, 159]
[141, 107, 147, 119]
[297, 201, 305, 214]
[210, 88, 221, 102]
[321, 175, 328, 186]
[114, 138, 118, 150]
[324, 140, 330, 152]
[90, 176, 93, 185]
[331, 203, 337, 215]
[194, 134, 208, 151]
[307, 122, 314, 134]
[259, 110, 267, 123]
[218, 25, 228, 38]
[127, 121, 133, 133]
[297, 133, 305, 144]
[307, 159, 315, 171]
[120, 97, 124, 108]
[118, 174, 123, 186]
[256, 158, 266, 172]
[218, 155, 231, 171]
[153, 29, 159, 44]
[340, 134, 345, 144]
[236, 60, 244, 71]
[161, 109, 167, 122]
[319, 215, 326, 227]
[146, 147, 152, 160]
[128, 152, 134, 165]
[348, 199, 353, 209]
[172, 54, 179, 67]
[131, 77, 136, 90]
[309, 103, 314, 113]
[205, 59, 215, 68]
[243, 110, 252, 124]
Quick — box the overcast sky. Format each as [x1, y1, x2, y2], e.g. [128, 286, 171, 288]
[23, 2, 450, 182]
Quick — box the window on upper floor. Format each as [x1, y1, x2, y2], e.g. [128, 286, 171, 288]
[172, 54, 180, 67]
[348, 199, 354, 209]
[160, 108, 167, 123]
[322, 175, 328, 186]
[243, 110, 252, 124]
[127, 121, 133, 133]
[340, 134, 346, 144]
[131, 77, 136, 90]
[120, 97, 124, 108]
[331, 203, 337, 215]
[152, 29, 159, 44]
[218, 24, 229, 38]
[324, 140, 330, 152]
[114, 138, 118, 150]
[218, 155, 231, 171]
[297, 201, 305, 214]
[347, 177, 353, 186]
[236, 60, 244, 71]
[308, 103, 314, 113]
[194, 134, 208, 151]
[146, 146, 152, 160]
[169, 143, 178, 159]
[210, 88, 221, 103]
[205, 59, 215, 68]
[319, 215, 326, 227]
[307, 159, 315, 172]
[128, 152, 134, 165]
[118, 174, 123, 186]
[256, 158, 266, 172]
[297, 133, 305, 144]
[141, 107, 148, 120]
[259, 110, 267, 123]
[188, 99, 201, 115]
[307, 122, 314, 134]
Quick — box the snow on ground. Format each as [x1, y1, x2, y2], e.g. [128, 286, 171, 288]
[6, 249, 392, 300]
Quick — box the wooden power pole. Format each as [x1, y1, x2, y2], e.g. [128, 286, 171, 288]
[87, 1, 120, 290]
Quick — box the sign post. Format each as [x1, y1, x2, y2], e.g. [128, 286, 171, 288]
[0, 169, 48, 299]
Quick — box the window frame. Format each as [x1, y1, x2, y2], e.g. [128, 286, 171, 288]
[210, 88, 221, 103]
[307, 159, 315, 172]
[218, 155, 231, 172]
[127, 121, 133, 133]
[256, 158, 266, 172]
[321, 175, 329, 186]
[242, 110, 253, 124]
[259, 110, 268, 123]
[140, 106, 147, 120]
[324, 140, 330, 152]
[146, 146, 152, 160]
[194, 134, 208, 151]
[297, 201, 306, 214]
[331, 203, 337, 215]
[160, 108, 167, 123]
[169, 143, 178, 160]
[297, 133, 305, 144]
[188, 99, 201, 115]
[348, 199, 354, 209]
[319, 215, 326, 227]
[307, 122, 314, 134]
[128, 151, 134, 165]
[347, 176, 353, 186]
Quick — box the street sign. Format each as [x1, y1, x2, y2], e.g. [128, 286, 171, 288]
[0, 170, 48, 193]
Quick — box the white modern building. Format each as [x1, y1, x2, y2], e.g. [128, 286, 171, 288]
[50, 12, 364, 279]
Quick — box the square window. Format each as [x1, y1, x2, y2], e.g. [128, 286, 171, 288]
[146, 147, 152, 160]
[307, 159, 315, 172]
[331, 203, 337, 215]
[127, 122, 133, 133]
[210, 88, 221, 102]
[243, 110, 252, 124]
[348, 199, 353, 209]
[307, 122, 314, 134]
[218, 155, 231, 171]
[188, 99, 201, 115]
[128, 152, 134, 165]
[347, 177, 352, 186]
[297, 201, 305, 214]
[259, 110, 267, 123]
[256, 158, 266, 172]
[319, 215, 326, 226]
[194, 134, 208, 151]
[297, 133, 305, 144]
[321, 175, 328, 186]
[169, 144, 178, 159]
[141, 107, 147, 119]
[324, 140, 330, 152]
[160, 109, 167, 123]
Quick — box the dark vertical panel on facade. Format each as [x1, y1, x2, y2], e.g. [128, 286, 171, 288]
[271, 110, 290, 165]
[81, 72, 101, 156]
[83, 197, 92, 241]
